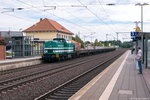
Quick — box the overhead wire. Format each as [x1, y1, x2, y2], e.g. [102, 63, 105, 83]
[15, 0, 93, 32]
[0, 0, 30, 22]
[0, 0, 45, 22]
[77, 0, 117, 33]
[97, 0, 118, 30]
[50, 0, 94, 32]
[97, 0, 118, 38]
[1, 0, 127, 40]
[97, 0, 132, 41]
[0, 11, 33, 22]
[16, 0, 43, 11]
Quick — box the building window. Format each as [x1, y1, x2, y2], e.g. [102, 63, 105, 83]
[69, 36, 72, 40]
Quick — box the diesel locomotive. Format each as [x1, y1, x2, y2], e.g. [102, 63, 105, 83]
[42, 38, 116, 62]
[42, 38, 77, 62]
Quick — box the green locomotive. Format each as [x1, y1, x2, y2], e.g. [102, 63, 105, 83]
[42, 38, 116, 62]
[42, 38, 76, 61]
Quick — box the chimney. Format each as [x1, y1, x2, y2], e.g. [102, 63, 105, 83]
[40, 18, 43, 21]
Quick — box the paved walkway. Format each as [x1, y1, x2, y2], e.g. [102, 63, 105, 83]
[69, 51, 150, 100]
[143, 68, 150, 94]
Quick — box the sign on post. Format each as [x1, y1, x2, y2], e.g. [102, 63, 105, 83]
[131, 32, 139, 40]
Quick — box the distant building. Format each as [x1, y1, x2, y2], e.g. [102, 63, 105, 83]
[23, 18, 74, 41]
[0, 31, 24, 47]
[0, 31, 24, 38]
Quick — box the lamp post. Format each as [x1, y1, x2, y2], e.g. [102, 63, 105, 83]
[135, 3, 149, 63]
[135, 3, 149, 32]
[106, 34, 108, 41]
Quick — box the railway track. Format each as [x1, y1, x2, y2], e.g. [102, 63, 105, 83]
[0, 63, 46, 75]
[35, 50, 126, 100]
[0, 48, 115, 76]
[0, 51, 109, 76]
[0, 49, 127, 100]
[0, 52, 109, 83]
[0, 51, 116, 93]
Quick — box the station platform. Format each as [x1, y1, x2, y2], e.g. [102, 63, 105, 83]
[0, 56, 42, 71]
[69, 51, 150, 100]
[0, 56, 41, 64]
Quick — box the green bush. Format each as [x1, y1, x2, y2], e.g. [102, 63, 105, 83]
[6, 52, 12, 56]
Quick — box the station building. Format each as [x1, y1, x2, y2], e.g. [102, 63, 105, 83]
[23, 18, 74, 42]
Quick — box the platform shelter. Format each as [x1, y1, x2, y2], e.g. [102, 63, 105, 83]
[131, 32, 150, 68]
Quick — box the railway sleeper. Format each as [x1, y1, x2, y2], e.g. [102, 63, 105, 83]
[64, 86, 81, 89]
[60, 88, 78, 92]
[57, 90, 76, 94]
[68, 83, 86, 87]
[53, 92, 73, 97]
[62, 88, 80, 92]
[68, 82, 84, 85]
[67, 84, 81, 86]
[64, 86, 82, 89]
[48, 95, 70, 99]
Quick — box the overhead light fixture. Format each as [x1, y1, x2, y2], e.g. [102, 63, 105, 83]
[106, 3, 115, 6]
[16, 8, 24, 10]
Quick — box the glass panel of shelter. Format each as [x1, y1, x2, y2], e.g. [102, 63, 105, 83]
[137, 36, 145, 67]
[136, 33, 150, 68]
[147, 39, 150, 68]
[143, 34, 150, 68]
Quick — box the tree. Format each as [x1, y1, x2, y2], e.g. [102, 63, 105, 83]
[72, 35, 84, 48]
[94, 39, 98, 46]
[120, 41, 132, 48]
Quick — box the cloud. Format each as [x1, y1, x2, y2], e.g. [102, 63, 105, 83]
[0, 0, 150, 42]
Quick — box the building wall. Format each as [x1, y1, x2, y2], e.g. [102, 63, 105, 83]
[57, 33, 72, 41]
[0, 45, 6, 60]
[26, 32, 56, 41]
[25, 31, 72, 41]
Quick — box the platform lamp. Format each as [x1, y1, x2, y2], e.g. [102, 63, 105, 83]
[135, 3, 149, 32]
[135, 3, 149, 63]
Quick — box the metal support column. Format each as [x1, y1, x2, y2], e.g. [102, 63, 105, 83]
[22, 37, 24, 57]
[145, 36, 148, 68]
[142, 34, 144, 64]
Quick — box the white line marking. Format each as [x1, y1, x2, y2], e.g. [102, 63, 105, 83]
[69, 51, 129, 100]
[99, 51, 129, 100]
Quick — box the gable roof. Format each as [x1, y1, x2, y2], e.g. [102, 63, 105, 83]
[23, 18, 73, 35]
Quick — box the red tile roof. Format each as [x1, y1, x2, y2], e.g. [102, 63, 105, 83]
[23, 18, 73, 35]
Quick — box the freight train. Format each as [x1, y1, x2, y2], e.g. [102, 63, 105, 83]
[42, 38, 116, 62]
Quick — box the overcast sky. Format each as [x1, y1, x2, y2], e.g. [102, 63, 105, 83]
[1, 0, 150, 42]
